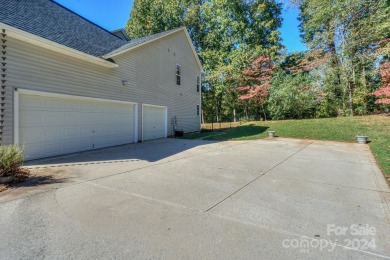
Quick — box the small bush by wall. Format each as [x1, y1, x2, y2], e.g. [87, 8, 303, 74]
[0, 145, 24, 177]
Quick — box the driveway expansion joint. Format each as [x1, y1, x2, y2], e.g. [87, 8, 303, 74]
[204, 140, 315, 212]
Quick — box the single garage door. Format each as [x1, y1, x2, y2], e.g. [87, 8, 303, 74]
[17, 91, 137, 160]
[142, 104, 167, 141]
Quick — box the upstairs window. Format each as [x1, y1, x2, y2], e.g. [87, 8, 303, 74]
[176, 64, 181, 86]
[197, 104, 200, 116]
[196, 76, 200, 92]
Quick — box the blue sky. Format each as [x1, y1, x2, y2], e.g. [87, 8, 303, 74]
[54, 0, 306, 53]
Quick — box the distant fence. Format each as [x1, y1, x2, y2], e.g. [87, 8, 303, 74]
[201, 121, 242, 131]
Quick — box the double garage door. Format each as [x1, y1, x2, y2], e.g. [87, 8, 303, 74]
[16, 91, 168, 160]
[17, 91, 137, 160]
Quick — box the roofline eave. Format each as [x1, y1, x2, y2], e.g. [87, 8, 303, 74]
[0, 22, 118, 68]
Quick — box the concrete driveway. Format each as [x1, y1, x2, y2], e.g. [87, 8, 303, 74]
[0, 138, 389, 259]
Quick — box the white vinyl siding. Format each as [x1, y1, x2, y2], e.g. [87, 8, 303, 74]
[3, 29, 201, 145]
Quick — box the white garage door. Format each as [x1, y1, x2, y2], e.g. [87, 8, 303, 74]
[17, 91, 136, 160]
[142, 105, 167, 141]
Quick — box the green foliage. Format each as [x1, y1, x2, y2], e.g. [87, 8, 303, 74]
[297, 0, 390, 116]
[0, 145, 24, 177]
[268, 70, 316, 119]
[315, 93, 338, 118]
[125, 0, 184, 39]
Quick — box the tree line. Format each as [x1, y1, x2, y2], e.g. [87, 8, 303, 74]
[126, 0, 390, 123]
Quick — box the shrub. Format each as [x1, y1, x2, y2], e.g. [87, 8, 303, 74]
[268, 71, 316, 120]
[0, 145, 24, 177]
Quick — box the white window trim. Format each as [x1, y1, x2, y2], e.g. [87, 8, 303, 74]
[176, 64, 181, 86]
[199, 74, 202, 130]
[13, 89, 19, 145]
[196, 75, 200, 92]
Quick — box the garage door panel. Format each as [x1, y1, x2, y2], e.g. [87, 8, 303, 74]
[79, 113, 94, 124]
[143, 120, 165, 127]
[64, 140, 91, 153]
[44, 142, 63, 155]
[93, 127, 108, 137]
[24, 144, 44, 158]
[79, 126, 94, 136]
[63, 99, 80, 110]
[144, 119, 165, 126]
[20, 95, 44, 109]
[20, 111, 44, 127]
[95, 135, 130, 148]
[20, 127, 43, 143]
[63, 127, 80, 138]
[44, 127, 63, 141]
[145, 130, 163, 140]
[110, 125, 133, 137]
[110, 114, 128, 123]
[80, 102, 94, 111]
[45, 99, 64, 110]
[19, 93, 136, 160]
[63, 113, 80, 125]
[143, 105, 166, 141]
[45, 112, 63, 126]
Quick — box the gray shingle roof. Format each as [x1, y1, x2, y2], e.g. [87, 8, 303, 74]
[0, 0, 186, 59]
[0, 0, 127, 57]
[103, 27, 185, 58]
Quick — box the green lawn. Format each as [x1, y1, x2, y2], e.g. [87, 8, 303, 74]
[183, 115, 390, 183]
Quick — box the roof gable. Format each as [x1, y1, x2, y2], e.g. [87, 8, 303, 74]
[103, 27, 203, 70]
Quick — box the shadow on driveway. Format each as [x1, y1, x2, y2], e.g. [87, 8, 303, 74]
[24, 138, 214, 167]
[0, 168, 71, 195]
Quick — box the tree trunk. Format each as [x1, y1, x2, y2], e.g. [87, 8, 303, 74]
[215, 100, 220, 122]
[326, 20, 342, 88]
[342, 87, 346, 116]
[348, 81, 354, 116]
[233, 108, 236, 122]
[362, 66, 368, 114]
[261, 104, 267, 121]
[351, 66, 356, 116]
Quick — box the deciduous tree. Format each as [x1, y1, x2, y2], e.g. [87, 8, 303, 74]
[294, 0, 390, 116]
[238, 56, 276, 120]
[373, 62, 390, 105]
